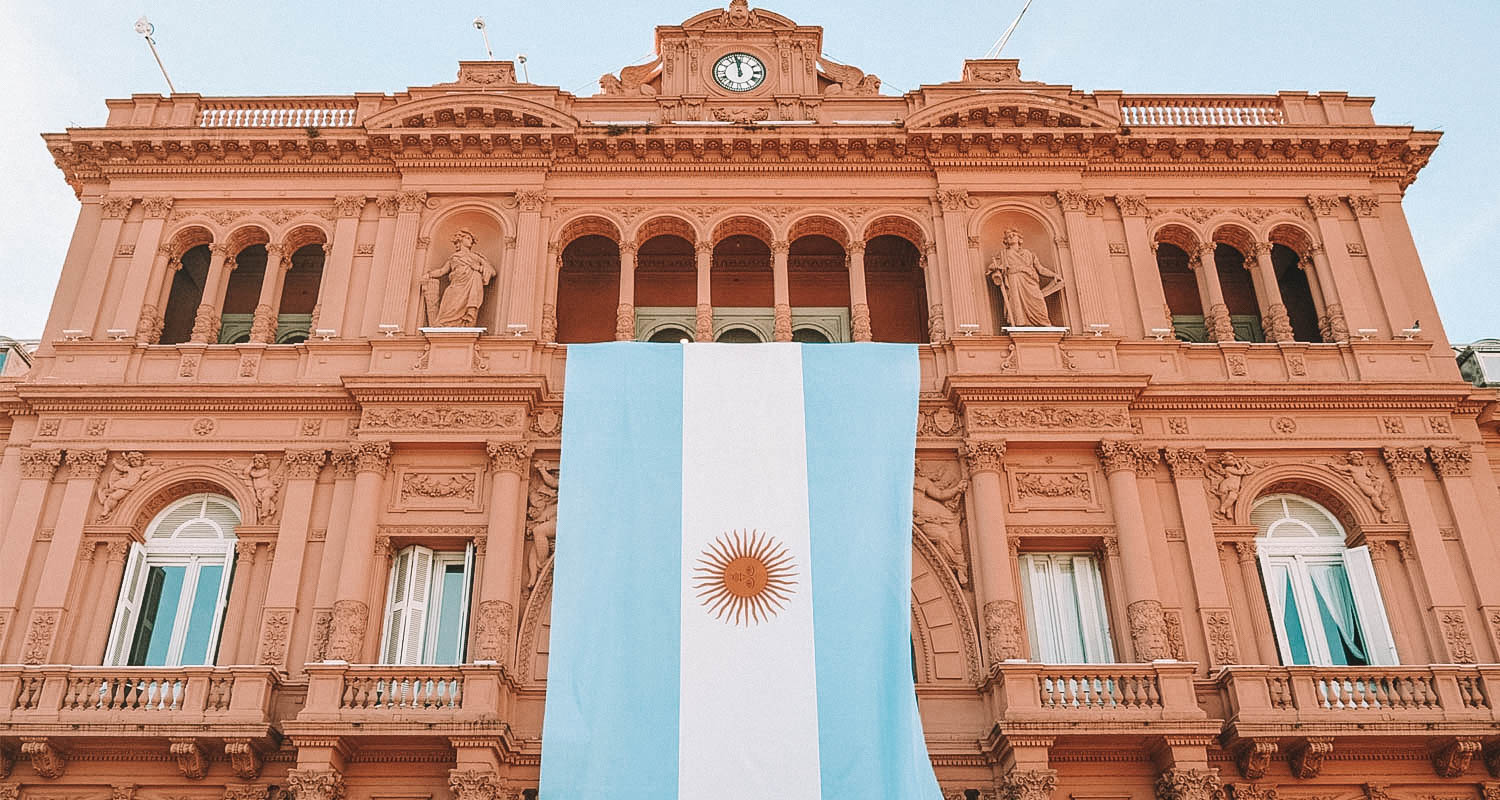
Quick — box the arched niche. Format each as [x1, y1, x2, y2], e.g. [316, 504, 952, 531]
[556, 234, 620, 343]
[712, 234, 772, 308]
[420, 210, 505, 331]
[161, 244, 212, 346]
[977, 209, 1065, 330]
[865, 234, 928, 343]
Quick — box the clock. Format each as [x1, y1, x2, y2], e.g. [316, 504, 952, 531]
[713, 52, 766, 92]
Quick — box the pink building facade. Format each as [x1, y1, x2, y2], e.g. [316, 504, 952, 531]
[3, 4, 1499, 800]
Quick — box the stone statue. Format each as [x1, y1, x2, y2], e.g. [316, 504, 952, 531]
[913, 460, 970, 587]
[1325, 451, 1394, 523]
[1204, 451, 1256, 520]
[526, 462, 560, 588]
[243, 453, 283, 522]
[95, 451, 163, 520]
[422, 229, 496, 328]
[986, 228, 1061, 327]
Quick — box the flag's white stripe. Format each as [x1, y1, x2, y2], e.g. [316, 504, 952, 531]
[679, 343, 822, 800]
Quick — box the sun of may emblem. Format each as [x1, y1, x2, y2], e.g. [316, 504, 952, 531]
[694, 529, 798, 626]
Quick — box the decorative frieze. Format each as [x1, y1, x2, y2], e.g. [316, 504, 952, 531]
[363, 407, 523, 432]
[1011, 470, 1096, 510]
[969, 406, 1131, 431]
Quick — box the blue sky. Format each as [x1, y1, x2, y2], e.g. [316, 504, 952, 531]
[3, 0, 1496, 342]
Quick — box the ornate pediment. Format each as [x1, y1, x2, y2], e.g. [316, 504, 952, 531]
[680, 0, 796, 30]
[363, 92, 578, 130]
[906, 89, 1118, 130]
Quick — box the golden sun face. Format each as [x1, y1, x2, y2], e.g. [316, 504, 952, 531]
[694, 529, 798, 626]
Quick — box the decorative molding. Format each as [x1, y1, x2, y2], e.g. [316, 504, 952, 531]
[1430, 737, 1481, 778]
[325, 600, 367, 662]
[1128, 599, 1170, 661]
[1286, 737, 1333, 779]
[169, 738, 208, 780]
[473, 600, 515, 665]
[363, 406, 523, 432]
[969, 407, 1131, 431]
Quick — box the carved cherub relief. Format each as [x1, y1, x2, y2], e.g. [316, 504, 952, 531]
[1204, 451, 1262, 520]
[227, 454, 284, 522]
[95, 451, 164, 520]
[526, 461, 560, 589]
[913, 459, 971, 588]
[1322, 450, 1395, 523]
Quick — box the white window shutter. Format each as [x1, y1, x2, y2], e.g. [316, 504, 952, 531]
[382, 547, 414, 664]
[103, 542, 149, 666]
[1343, 545, 1399, 665]
[458, 541, 476, 663]
[402, 547, 435, 665]
[1072, 555, 1114, 663]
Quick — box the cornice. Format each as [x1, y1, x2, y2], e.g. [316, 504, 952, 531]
[1131, 383, 1474, 412]
[342, 375, 548, 405]
[944, 375, 1149, 405]
[15, 384, 358, 414]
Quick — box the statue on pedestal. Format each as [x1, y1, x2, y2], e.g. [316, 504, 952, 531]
[986, 229, 1062, 327]
[422, 229, 495, 327]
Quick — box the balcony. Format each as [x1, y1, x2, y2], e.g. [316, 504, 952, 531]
[283, 662, 520, 745]
[980, 662, 1218, 739]
[0, 665, 281, 739]
[1217, 665, 1500, 737]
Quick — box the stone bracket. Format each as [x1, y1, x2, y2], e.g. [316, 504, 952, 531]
[170, 737, 208, 780]
[224, 738, 264, 780]
[1232, 738, 1278, 780]
[1430, 736, 1481, 779]
[20, 738, 66, 779]
[1286, 737, 1333, 779]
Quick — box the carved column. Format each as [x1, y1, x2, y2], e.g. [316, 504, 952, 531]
[0, 449, 63, 649]
[313, 195, 364, 338]
[23, 449, 107, 664]
[1296, 253, 1335, 341]
[1116, 195, 1173, 334]
[135, 246, 179, 344]
[68, 195, 133, 337]
[377, 190, 428, 330]
[616, 241, 638, 341]
[503, 190, 546, 335]
[848, 241, 872, 341]
[1347, 195, 1413, 336]
[1365, 541, 1419, 662]
[1306, 196, 1372, 336]
[920, 243, 947, 343]
[249, 244, 288, 343]
[1193, 243, 1235, 342]
[1382, 446, 1470, 661]
[935, 189, 984, 334]
[1248, 242, 1293, 343]
[1163, 448, 1240, 667]
[189, 244, 233, 343]
[1097, 440, 1169, 660]
[1226, 541, 1277, 663]
[478, 441, 532, 665]
[694, 240, 714, 341]
[309, 451, 356, 661]
[1305, 246, 1348, 341]
[257, 449, 327, 670]
[1055, 191, 1110, 331]
[216, 540, 258, 664]
[326, 442, 391, 662]
[771, 239, 792, 342]
[113, 196, 173, 338]
[961, 438, 1024, 666]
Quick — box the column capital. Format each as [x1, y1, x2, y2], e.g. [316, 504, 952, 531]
[100, 195, 135, 219]
[960, 438, 1007, 474]
[1381, 445, 1428, 477]
[1155, 768, 1223, 800]
[64, 449, 110, 480]
[694, 240, 714, 257]
[351, 441, 392, 475]
[286, 768, 346, 800]
[19, 448, 64, 480]
[485, 440, 534, 474]
[329, 449, 356, 479]
[1345, 194, 1381, 217]
[283, 449, 329, 480]
[395, 190, 429, 213]
[769, 239, 789, 255]
[1248, 240, 1273, 258]
[447, 769, 503, 800]
[846, 240, 866, 255]
[211, 243, 233, 258]
[1428, 445, 1472, 477]
[935, 188, 979, 212]
[1114, 194, 1150, 217]
[141, 196, 175, 219]
[511, 189, 547, 212]
[1055, 190, 1105, 215]
[332, 195, 366, 218]
[1306, 195, 1341, 217]
[1162, 447, 1208, 478]
[999, 768, 1057, 800]
[1097, 439, 1151, 476]
[265, 242, 287, 263]
[1195, 241, 1219, 262]
[619, 240, 639, 256]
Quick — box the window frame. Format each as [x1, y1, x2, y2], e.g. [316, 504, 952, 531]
[380, 543, 476, 665]
[1017, 551, 1115, 664]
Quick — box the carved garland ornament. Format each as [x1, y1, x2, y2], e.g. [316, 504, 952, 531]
[969, 407, 1132, 431]
[363, 407, 522, 431]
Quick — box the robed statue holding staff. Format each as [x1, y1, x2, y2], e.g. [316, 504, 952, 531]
[422, 228, 496, 327]
[986, 228, 1063, 327]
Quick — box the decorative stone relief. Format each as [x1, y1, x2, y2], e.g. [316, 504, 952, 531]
[398, 470, 479, 505]
[223, 785, 269, 800]
[286, 769, 345, 800]
[1154, 768, 1223, 800]
[192, 417, 216, 436]
[998, 768, 1056, 800]
[1235, 739, 1278, 780]
[473, 600, 515, 664]
[1163, 608, 1188, 659]
[526, 461, 560, 589]
[307, 610, 332, 662]
[1437, 608, 1477, 663]
[1326, 451, 1394, 522]
[21, 738, 66, 779]
[1286, 737, 1333, 779]
[1205, 608, 1238, 665]
[917, 406, 963, 437]
[229, 454, 283, 522]
[170, 738, 208, 780]
[1226, 784, 1277, 800]
[914, 459, 970, 587]
[1011, 470, 1096, 509]
[1167, 417, 1189, 435]
[1128, 599, 1170, 661]
[21, 610, 60, 665]
[969, 407, 1131, 431]
[984, 599, 1025, 664]
[362, 407, 522, 432]
[1429, 445, 1472, 477]
[449, 769, 503, 800]
[256, 609, 292, 666]
[1205, 451, 1261, 520]
[325, 600, 367, 661]
[1430, 737, 1481, 778]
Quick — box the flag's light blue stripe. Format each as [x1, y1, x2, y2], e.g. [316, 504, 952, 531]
[540, 343, 682, 799]
[802, 343, 940, 800]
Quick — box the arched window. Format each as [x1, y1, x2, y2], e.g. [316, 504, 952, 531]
[219, 245, 266, 344]
[160, 245, 212, 345]
[556, 234, 621, 344]
[1271, 244, 1322, 343]
[276, 244, 326, 344]
[715, 326, 763, 343]
[1252, 494, 1397, 666]
[1214, 244, 1264, 342]
[864, 235, 928, 343]
[1154, 243, 1204, 342]
[104, 494, 239, 666]
[792, 327, 831, 343]
[646, 326, 693, 343]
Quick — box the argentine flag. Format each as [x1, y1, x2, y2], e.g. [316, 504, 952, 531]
[541, 343, 941, 799]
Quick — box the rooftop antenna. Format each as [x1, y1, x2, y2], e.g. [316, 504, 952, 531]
[133, 16, 178, 94]
[984, 0, 1037, 59]
[473, 16, 495, 60]
[517, 54, 529, 82]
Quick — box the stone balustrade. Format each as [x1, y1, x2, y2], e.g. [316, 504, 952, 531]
[294, 662, 511, 726]
[985, 661, 1209, 727]
[1216, 665, 1500, 730]
[196, 99, 359, 128]
[0, 665, 280, 727]
[1118, 96, 1286, 127]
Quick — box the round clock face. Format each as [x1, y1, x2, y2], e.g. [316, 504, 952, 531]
[713, 52, 766, 92]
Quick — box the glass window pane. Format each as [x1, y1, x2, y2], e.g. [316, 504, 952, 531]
[179, 564, 224, 665]
[131, 565, 185, 666]
[429, 564, 468, 664]
[1307, 563, 1368, 666]
[1277, 569, 1312, 665]
[1052, 560, 1087, 663]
